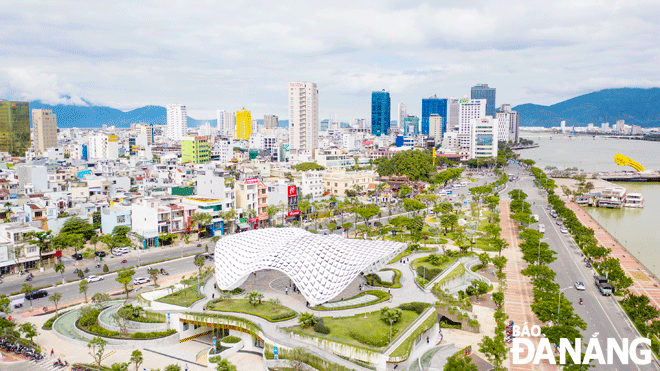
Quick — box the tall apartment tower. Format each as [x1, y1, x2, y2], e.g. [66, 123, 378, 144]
[288, 81, 319, 152]
[224, 111, 236, 138]
[235, 108, 251, 140]
[0, 101, 30, 157]
[32, 109, 58, 153]
[471, 84, 496, 117]
[166, 104, 187, 141]
[446, 97, 460, 132]
[264, 114, 279, 129]
[429, 114, 444, 140]
[216, 109, 226, 134]
[371, 90, 390, 136]
[135, 123, 154, 144]
[422, 95, 448, 135]
[496, 104, 519, 143]
[398, 103, 407, 129]
[458, 99, 487, 152]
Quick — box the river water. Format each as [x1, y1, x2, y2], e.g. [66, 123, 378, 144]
[520, 133, 660, 278]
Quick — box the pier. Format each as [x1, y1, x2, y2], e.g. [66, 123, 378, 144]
[597, 172, 660, 182]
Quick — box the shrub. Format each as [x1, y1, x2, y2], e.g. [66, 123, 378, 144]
[208, 355, 222, 363]
[131, 329, 177, 339]
[416, 266, 442, 281]
[78, 308, 101, 327]
[349, 330, 389, 347]
[398, 302, 430, 315]
[221, 335, 241, 344]
[42, 310, 70, 330]
[313, 320, 331, 335]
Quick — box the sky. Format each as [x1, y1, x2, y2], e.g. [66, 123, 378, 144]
[1, 0, 659, 122]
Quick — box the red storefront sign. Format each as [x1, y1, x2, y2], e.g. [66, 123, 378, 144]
[246, 178, 258, 185]
[287, 210, 300, 216]
[247, 217, 259, 223]
[288, 185, 297, 198]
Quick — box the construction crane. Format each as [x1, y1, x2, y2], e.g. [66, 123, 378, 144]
[614, 154, 646, 172]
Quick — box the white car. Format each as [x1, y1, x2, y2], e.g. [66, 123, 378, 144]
[86, 275, 103, 283]
[560, 228, 569, 234]
[112, 249, 124, 256]
[575, 282, 586, 291]
[133, 277, 150, 285]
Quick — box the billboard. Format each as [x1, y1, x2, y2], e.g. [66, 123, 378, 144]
[288, 185, 297, 198]
[288, 210, 300, 216]
[245, 178, 258, 185]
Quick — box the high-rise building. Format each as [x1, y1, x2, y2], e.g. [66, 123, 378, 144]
[0, 101, 30, 156]
[471, 84, 496, 117]
[181, 136, 210, 164]
[166, 104, 187, 141]
[398, 103, 407, 129]
[429, 114, 443, 140]
[32, 109, 58, 153]
[403, 115, 419, 136]
[88, 134, 119, 160]
[496, 104, 519, 143]
[422, 95, 447, 135]
[470, 117, 498, 159]
[371, 90, 390, 136]
[235, 108, 251, 140]
[319, 119, 329, 132]
[289, 81, 319, 152]
[601, 122, 610, 132]
[135, 123, 153, 144]
[264, 114, 279, 129]
[216, 110, 226, 134]
[446, 98, 460, 132]
[458, 99, 487, 152]
[224, 111, 236, 138]
[615, 120, 625, 133]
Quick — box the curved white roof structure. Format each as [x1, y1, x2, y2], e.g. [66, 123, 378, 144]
[214, 228, 406, 305]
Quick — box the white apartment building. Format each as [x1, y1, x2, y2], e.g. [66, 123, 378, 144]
[429, 114, 443, 140]
[469, 117, 498, 159]
[224, 111, 236, 138]
[615, 120, 625, 133]
[458, 99, 486, 152]
[294, 171, 324, 199]
[199, 122, 212, 136]
[88, 134, 119, 160]
[195, 170, 236, 211]
[32, 109, 58, 153]
[249, 133, 277, 153]
[167, 104, 187, 141]
[398, 103, 407, 129]
[342, 134, 356, 152]
[135, 123, 154, 145]
[496, 104, 519, 143]
[441, 131, 459, 150]
[446, 97, 460, 132]
[315, 149, 353, 169]
[289, 81, 319, 153]
[216, 109, 226, 134]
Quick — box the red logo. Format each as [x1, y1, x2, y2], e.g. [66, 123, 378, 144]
[288, 185, 297, 198]
[288, 210, 300, 216]
[245, 178, 258, 185]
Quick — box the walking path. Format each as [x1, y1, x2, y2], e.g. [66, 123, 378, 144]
[499, 201, 554, 371]
[566, 201, 660, 309]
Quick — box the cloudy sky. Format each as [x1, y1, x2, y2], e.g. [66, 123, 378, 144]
[1, 0, 659, 122]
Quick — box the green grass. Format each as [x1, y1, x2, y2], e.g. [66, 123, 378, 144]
[432, 263, 466, 292]
[412, 256, 456, 286]
[312, 290, 389, 311]
[288, 308, 421, 351]
[156, 285, 205, 307]
[208, 299, 296, 322]
[390, 313, 438, 359]
[473, 237, 499, 252]
[365, 269, 402, 288]
[389, 248, 412, 264]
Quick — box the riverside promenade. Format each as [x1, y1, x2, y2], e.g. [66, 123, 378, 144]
[499, 201, 554, 371]
[565, 201, 660, 309]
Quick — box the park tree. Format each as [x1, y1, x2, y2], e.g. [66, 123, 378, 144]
[298, 312, 317, 328]
[490, 256, 508, 274]
[149, 268, 160, 287]
[478, 253, 490, 269]
[443, 353, 478, 371]
[216, 359, 238, 371]
[622, 292, 660, 325]
[19, 322, 38, 342]
[402, 198, 426, 215]
[79, 280, 90, 302]
[433, 168, 464, 187]
[49, 292, 62, 316]
[130, 349, 144, 371]
[193, 256, 206, 285]
[116, 268, 136, 299]
[356, 204, 380, 224]
[479, 332, 507, 369]
[59, 217, 96, 241]
[110, 363, 129, 371]
[54, 263, 66, 284]
[88, 336, 108, 368]
[492, 292, 504, 310]
[376, 149, 435, 181]
[247, 291, 264, 307]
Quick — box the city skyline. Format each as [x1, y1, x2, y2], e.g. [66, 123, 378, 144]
[1, 2, 659, 122]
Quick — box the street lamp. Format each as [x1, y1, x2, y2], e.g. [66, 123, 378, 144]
[557, 286, 573, 324]
[537, 238, 549, 266]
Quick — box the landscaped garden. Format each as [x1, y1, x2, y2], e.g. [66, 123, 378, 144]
[156, 270, 211, 307]
[312, 290, 390, 311]
[411, 254, 456, 286]
[76, 306, 176, 339]
[364, 269, 401, 288]
[207, 297, 296, 322]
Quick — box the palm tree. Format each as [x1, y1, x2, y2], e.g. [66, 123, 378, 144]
[54, 263, 65, 284]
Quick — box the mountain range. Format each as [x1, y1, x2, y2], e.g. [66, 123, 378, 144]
[512, 88, 660, 127]
[13, 87, 660, 129]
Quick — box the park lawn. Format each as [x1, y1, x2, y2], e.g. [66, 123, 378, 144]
[432, 263, 466, 292]
[365, 269, 402, 289]
[156, 286, 204, 307]
[390, 313, 438, 358]
[208, 299, 296, 322]
[288, 309, 420, 351]
[474, 237, 499, 252]
[412, 257, 456, 286]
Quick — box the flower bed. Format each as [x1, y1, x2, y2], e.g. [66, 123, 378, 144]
[207, 299, 296, 322]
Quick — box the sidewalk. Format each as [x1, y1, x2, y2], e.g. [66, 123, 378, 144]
[566, 202, 660, 309]
[499, 201, 554, 371]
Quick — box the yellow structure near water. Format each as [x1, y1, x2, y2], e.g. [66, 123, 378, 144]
[614, 154, 646, 172]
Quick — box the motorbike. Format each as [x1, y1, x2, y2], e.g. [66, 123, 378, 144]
[25, 276, 32, 281]
[73, 268, 79, 274]
[13, 303, 22, 309]
[121, 259, 127, 263]
[197, 243, 202, 247]
[54, 359, 68, 367]
[96, 263, 101, 268]
[579, 298, 583, 305]
[84, 267, 90, 273]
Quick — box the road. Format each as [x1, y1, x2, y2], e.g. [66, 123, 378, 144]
[504, 163, 657, 370]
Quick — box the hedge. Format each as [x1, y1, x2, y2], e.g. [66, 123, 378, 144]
[221, 335, 241, 343]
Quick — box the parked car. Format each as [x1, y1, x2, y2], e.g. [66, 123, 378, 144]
[25, 290, 48, 300]
[71, 253, 83, 260]
[85, 275, 103, 283]
[133, 277, 150, 285]
[94, 251, 106, 257]
[560, 228, 569, 234]
[112, 249, 124, 256]
[575, 282, 586, 291]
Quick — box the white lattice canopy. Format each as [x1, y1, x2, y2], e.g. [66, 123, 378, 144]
[214, 228, 406, 305]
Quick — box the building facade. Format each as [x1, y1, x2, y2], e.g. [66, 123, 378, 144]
[32, 109, 58, 153]
[398, 103, 407, 129]
[403, 115, 419, 136]
[471, 84, 496, 117]
[429, 114, 444, 140]
[181, 136, 210, 164]
[235, 108, 251, 140]
[135, 123, 154, 145]
[371, 90, 390, 136]
[88, 134, 119, 160]
[167, 104, 187, 141]
[421, 96, 447, 135]
[0, 101, 30, 157]
[496, 104, 519, 143]
[289, 81, 319, 153]
[469, 117, 498, 159]
[446, 97, 460, 132]
[458, 99, 486, 153]
[264, 114, 279, 129]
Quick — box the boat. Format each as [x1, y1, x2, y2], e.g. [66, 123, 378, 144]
[624, 193, 644, 208]
[596, 187, 626, 208]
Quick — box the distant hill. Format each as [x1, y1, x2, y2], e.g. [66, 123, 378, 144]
[513, 88, 660, 127]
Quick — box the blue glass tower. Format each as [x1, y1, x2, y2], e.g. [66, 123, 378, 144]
[421, 96, 447, 135]
[471, 84, 496, 117]
[371, 90, 390, 136]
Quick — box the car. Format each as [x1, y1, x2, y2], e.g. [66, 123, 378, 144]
[560, 228, 569, 234]
[95, 251, 106, 257]
[556, 219, 563, 225]
[25, 290, 48, 300]
[86, 275, 103, 283]
[575, 282, 586, 291]
[112, 249, 124, 256]
[71, 253, 83, 260]
[133, 277, 150, 285]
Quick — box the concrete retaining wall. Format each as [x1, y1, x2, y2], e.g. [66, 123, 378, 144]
[98, 306, 168, 334]
[73, 321, 180, 349]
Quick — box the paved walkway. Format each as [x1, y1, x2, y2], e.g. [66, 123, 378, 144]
[566, 201, 660, 309]
[500, 201, 554, 371]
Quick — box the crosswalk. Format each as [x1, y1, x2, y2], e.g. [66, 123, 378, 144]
[29, 356, 71, 371]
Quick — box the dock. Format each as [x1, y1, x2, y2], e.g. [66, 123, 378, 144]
[597, 172, 660, 182]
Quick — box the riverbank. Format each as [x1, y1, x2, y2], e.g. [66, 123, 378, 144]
[564, 201, 660, 309]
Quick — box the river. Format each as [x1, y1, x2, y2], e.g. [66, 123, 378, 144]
[520, 133, 660, 278]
